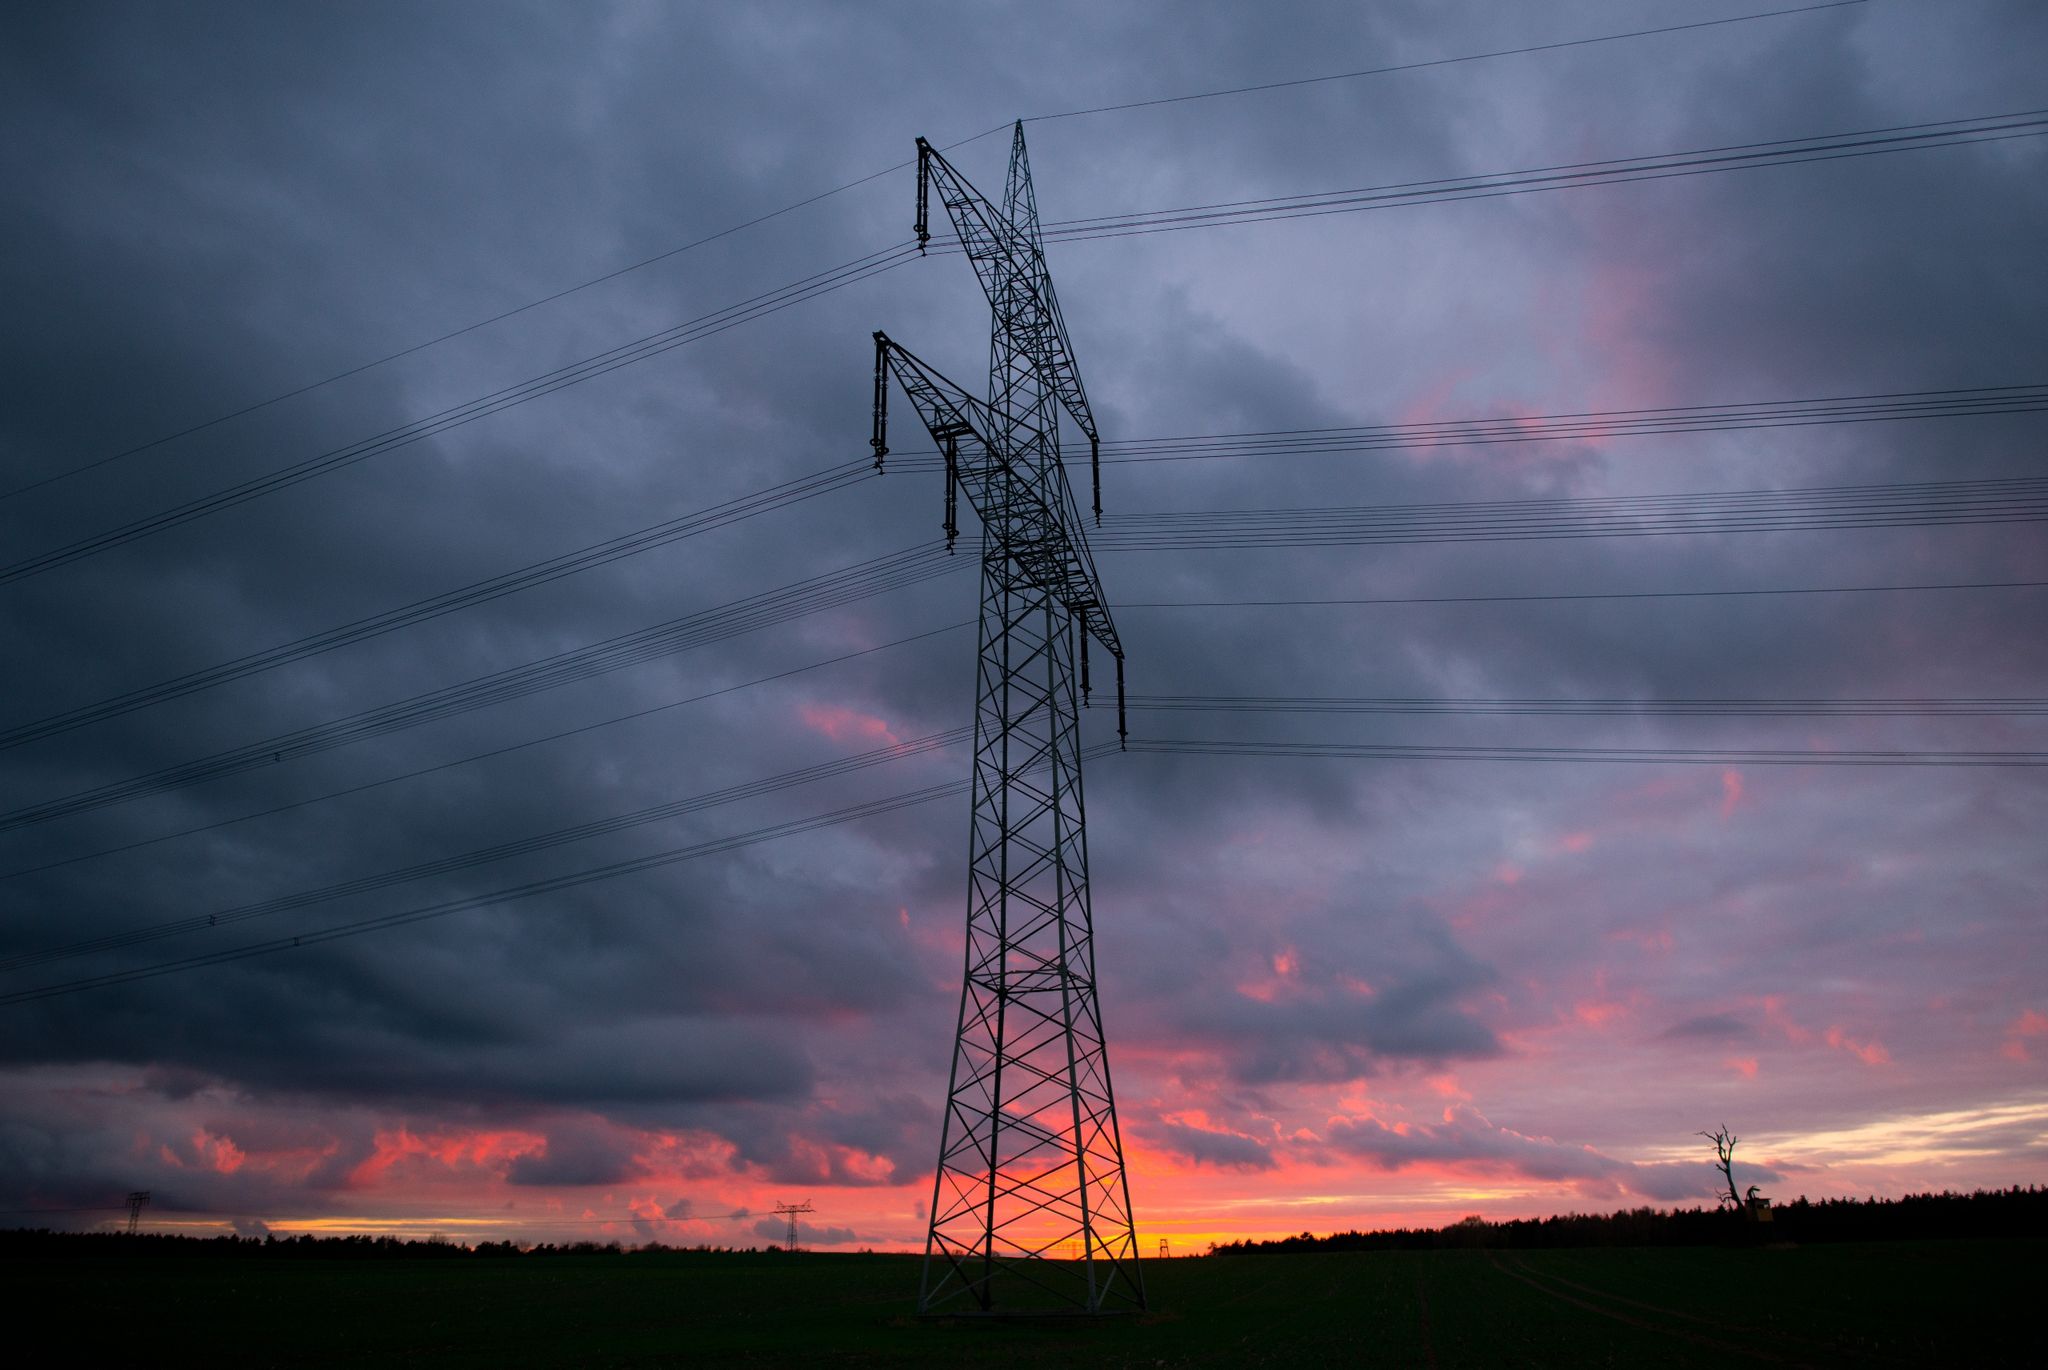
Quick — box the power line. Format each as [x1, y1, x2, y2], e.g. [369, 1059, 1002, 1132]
[1092, 477, 2048, 551]
[874, 384, 2048, 475]
[2, 723, 976, 972]
[0, 744, 1123, 1008]
[6, 475, 2029, 834]
[17, 573, 2037, 883]
[1017, 110, 2048, 246]
[1024, 2, 1870, 123]
[1127, 737, 2048, 767]
[20, 573, 2039, 882]
[12, 717, 2041, 1006]
[9, 3, 1851, 499]
[23, 382, 2038, 756]
[21, 103, 2033, 585]
[0, 779, 962, 1005]
[1127, 694, 2048, 718]
[0, 543, 967, 834]
[1085, 385, 2048, 466]
[0, 216, 922, 506]
[0, 620, 975, 883]
[1119, 578, 2048, 609]
[0, 457, 878, 751]
[0, 243, 921, 584]
[7, 476, 2031, 831]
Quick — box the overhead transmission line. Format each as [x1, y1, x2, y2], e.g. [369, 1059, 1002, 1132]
[0, 620, 976, 884]
[0, 457, 879, 751]
[1, 723, 977, 972]
[20, 107, 2036, 588]
[0, 542, 966, 834]
[12, 2, 1853, 502]
[1126, 694, 2048, 719]
[6, 475, 2033, 830]
[1126, 737, 2048, 768]
[16, 730, 2048, 1007]
[0, 743, 1123, 1008]
[1014, 110, 2048, 246]
[1091, 476, 2048, 551]
[16, 684, 2033, 969]
[0, 779, 969, 1006]
[1085, 385, 2048, 467]
[10, 380, 2038, 756]
[8, 572, 2037, 888]
[1026, 1, 1868, 122]
[1120, 579, 2048, 610]
[15, 573, 2040, 885]
[18, 382, 2040, 757]
[0, 244, 921, 586]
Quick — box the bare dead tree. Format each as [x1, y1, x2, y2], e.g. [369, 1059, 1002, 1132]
[1698, 1126, 1742, 1209]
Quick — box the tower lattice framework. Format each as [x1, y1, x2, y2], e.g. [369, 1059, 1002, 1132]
[869, 123, 1144, 1315]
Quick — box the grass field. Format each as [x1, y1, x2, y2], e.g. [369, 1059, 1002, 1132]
[18, 1240, 2042, 1366]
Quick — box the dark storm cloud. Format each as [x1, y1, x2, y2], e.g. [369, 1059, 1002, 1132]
[1151, 1119, 1278, 1172]
[505, 1120, 639, 1187]
[1, 0, 2042, 1235]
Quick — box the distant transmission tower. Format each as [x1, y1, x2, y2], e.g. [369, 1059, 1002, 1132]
[126, 1190, 150, 1235]
[772, 1200, 813, 1252]
[869, 122, 1144, 1316]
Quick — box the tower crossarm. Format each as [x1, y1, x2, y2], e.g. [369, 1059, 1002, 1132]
[916, 130, 1103, 515]
[871, 332, 1122, 666]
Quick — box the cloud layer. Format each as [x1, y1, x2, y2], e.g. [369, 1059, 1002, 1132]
[2, 1, 2042, 1248]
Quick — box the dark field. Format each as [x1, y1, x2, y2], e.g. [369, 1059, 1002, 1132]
[18, 1240, 2042, 1366]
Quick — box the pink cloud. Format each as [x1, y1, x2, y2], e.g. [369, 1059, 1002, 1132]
[795, 702, 898, 746]
[1424, 1073, 1470, 1100]
[2001, 1010, 2048, 1061]
[1573, 999, 1630, 1030]
[1823, 1026, 1892, 1067]
[1760, 996, 1813, 1045]
[1720, 769, 1745, 818]
[346, 1126, 546, 1189]
[1396, 366, 1478, 429]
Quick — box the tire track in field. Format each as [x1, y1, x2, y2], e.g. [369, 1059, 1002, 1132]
[1413, 1260, 1439, 1369]
[1495, 1250, 1921, 1368]
[1484, 1249, 1815, 1367]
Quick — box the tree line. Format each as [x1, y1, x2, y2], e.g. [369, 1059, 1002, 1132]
[1208, 1186, 2047, 1254]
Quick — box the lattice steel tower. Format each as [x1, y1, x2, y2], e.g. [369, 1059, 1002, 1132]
[868, 123, 1144, 1315]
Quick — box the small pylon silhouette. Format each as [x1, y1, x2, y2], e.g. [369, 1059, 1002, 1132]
[771, 1200, 813, 1252]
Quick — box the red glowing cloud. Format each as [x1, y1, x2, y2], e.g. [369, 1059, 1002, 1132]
[346, 1126, 546, 1190]
[1999, 1010, 2047, 1062]
[1824, 1027, 1892, 1067]
[797, 702, 899, 746]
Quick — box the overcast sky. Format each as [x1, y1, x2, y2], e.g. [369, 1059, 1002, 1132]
[2, 0, 2043, 1252]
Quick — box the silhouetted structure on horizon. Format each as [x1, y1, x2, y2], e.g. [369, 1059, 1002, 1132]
[869, 122, 1142, 1317]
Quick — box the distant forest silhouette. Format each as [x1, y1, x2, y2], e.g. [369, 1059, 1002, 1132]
[4, 1186, 2040, 1259]
[0, 1231, 823, 1259]
[1210, 1186, 2047, 1253]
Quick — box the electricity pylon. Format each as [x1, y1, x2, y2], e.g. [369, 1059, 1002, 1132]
[869, 122, 1144, 1315]
[126, 1190, 149, 1235]
[772, 1200, 813, 1252]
